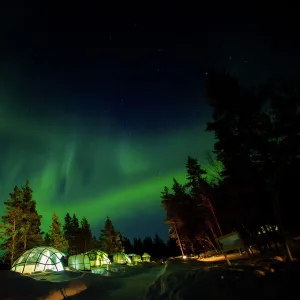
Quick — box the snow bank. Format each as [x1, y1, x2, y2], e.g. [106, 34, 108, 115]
[0, 270, 117, 300]
[143, 258, 300, 300]
[0, 263, 162, 300]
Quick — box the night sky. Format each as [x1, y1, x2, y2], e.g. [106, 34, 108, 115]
[0, 5, 299, 240]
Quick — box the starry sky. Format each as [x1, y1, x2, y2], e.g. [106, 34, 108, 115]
[0, 5, 299, 240]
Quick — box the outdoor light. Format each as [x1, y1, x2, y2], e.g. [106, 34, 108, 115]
[183, 255, 187, 259]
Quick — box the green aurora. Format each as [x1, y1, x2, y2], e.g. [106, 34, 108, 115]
[0, 87, 215, 239]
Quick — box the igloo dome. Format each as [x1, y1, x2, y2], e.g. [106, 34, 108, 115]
[11, 247, 66, 274]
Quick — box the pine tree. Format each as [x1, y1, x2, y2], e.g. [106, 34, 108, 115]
[49, 213, 69, 253]
[142, 236, 153, 256]
[80, 217, 93, 253]
[20, 180, 43, 250]
[161, 178, 201, 256]
[69, 214, 80, 254]
[153, 233, 166, 257]
[0, 181, 43, 265]
[99, 217, 124, 254]
[44, 233, 51, 246]
[0, 186, 23, 265]
[92, 236, 101, 249]
[122, 236, 133, 253]
[63, 213, 72, 252]
[63, 213, 72, 239]
[133, 238, 143, 255]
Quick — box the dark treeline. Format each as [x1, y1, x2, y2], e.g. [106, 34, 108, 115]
[161, 72, 300, 261]
[0, 185, 179, 265]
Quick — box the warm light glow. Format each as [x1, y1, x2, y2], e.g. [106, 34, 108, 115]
[85, 250, 111, 267]
[68, 254, 91, 271]
[183, 255, 187, 259]
[113, 252, 132, 264]
[11, 247, 65, 274]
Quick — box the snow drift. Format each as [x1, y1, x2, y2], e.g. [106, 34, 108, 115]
[143, 258, 300, 300]
[0, 270, 118, 300]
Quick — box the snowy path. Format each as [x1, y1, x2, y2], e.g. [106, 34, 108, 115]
[68, 264, 166, 300]
[103, 265, 165, 300]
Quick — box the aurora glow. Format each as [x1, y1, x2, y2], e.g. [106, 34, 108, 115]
[0, 86, 214, 239]
[2, 9, 295, 240]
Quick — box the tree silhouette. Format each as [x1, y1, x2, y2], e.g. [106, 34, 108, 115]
[0, 181, 43, 265]
[49, 213, 68, 253]
[204, 71, 300, 260]
[99, 217, 123, 254]
[80, 217, 93, 253]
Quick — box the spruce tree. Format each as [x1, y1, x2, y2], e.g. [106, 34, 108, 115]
[153, 233, 166, 257]
[80, 217, 93, 253]
[143, 236, 153, 256]
[99, 217, 124, 254]
[122, 236, 133, 253]
[63, 213, 72, 251]
[63, 213, 72, 239]
[49, 213, 69, 253]
[92, 236, 101, 249]
[44, 233, 51, 246]
[133, 238, 143, 255]
[0, 186, 23, 265]
[70, 214, 80, 254]
[0, 181, 43, 265]
[20, 180, 43, 250]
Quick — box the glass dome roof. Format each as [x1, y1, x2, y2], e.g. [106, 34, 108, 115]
[11, 246, 65, 274]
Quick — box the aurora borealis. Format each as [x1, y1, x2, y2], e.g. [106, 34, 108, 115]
[1, 7, 299, 240]
[0, 85, 214, 239]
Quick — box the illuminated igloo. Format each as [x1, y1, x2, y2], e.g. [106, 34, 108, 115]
[68, 253, 91, 271]
[128, 253, 142, 263]
[68, 250, 111, 271]
[86, 250, 110, 267]
[113, 252, 131, 264]
[11, 247, 65, 274]
[142, 253, 151, 262]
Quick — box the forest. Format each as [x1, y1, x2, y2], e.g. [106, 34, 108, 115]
[1, 71, 299, 265]
[0, 181, 179, 266]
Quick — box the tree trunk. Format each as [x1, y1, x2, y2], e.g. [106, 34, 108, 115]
[10, 218, 16, 266]
[273, 193, 293, 261]
[207, 221, 231, 265]
[207, 198, 223, 236]
[23, 222, 30, 251]
[174, 223, 185, 257]
[205, 235, 218, 252]
[23, 232, 27, 251]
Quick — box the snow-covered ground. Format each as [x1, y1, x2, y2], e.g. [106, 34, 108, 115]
[0, 263, 165, 300]
[1, 258, 299, 300]
[199, 252, 248, 262]
[143, 257, 300, 300]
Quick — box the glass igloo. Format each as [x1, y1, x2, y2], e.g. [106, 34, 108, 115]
[11, 247, 65, 274]
[86, 250, 111, 267]
[113, 252, 131, 264]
